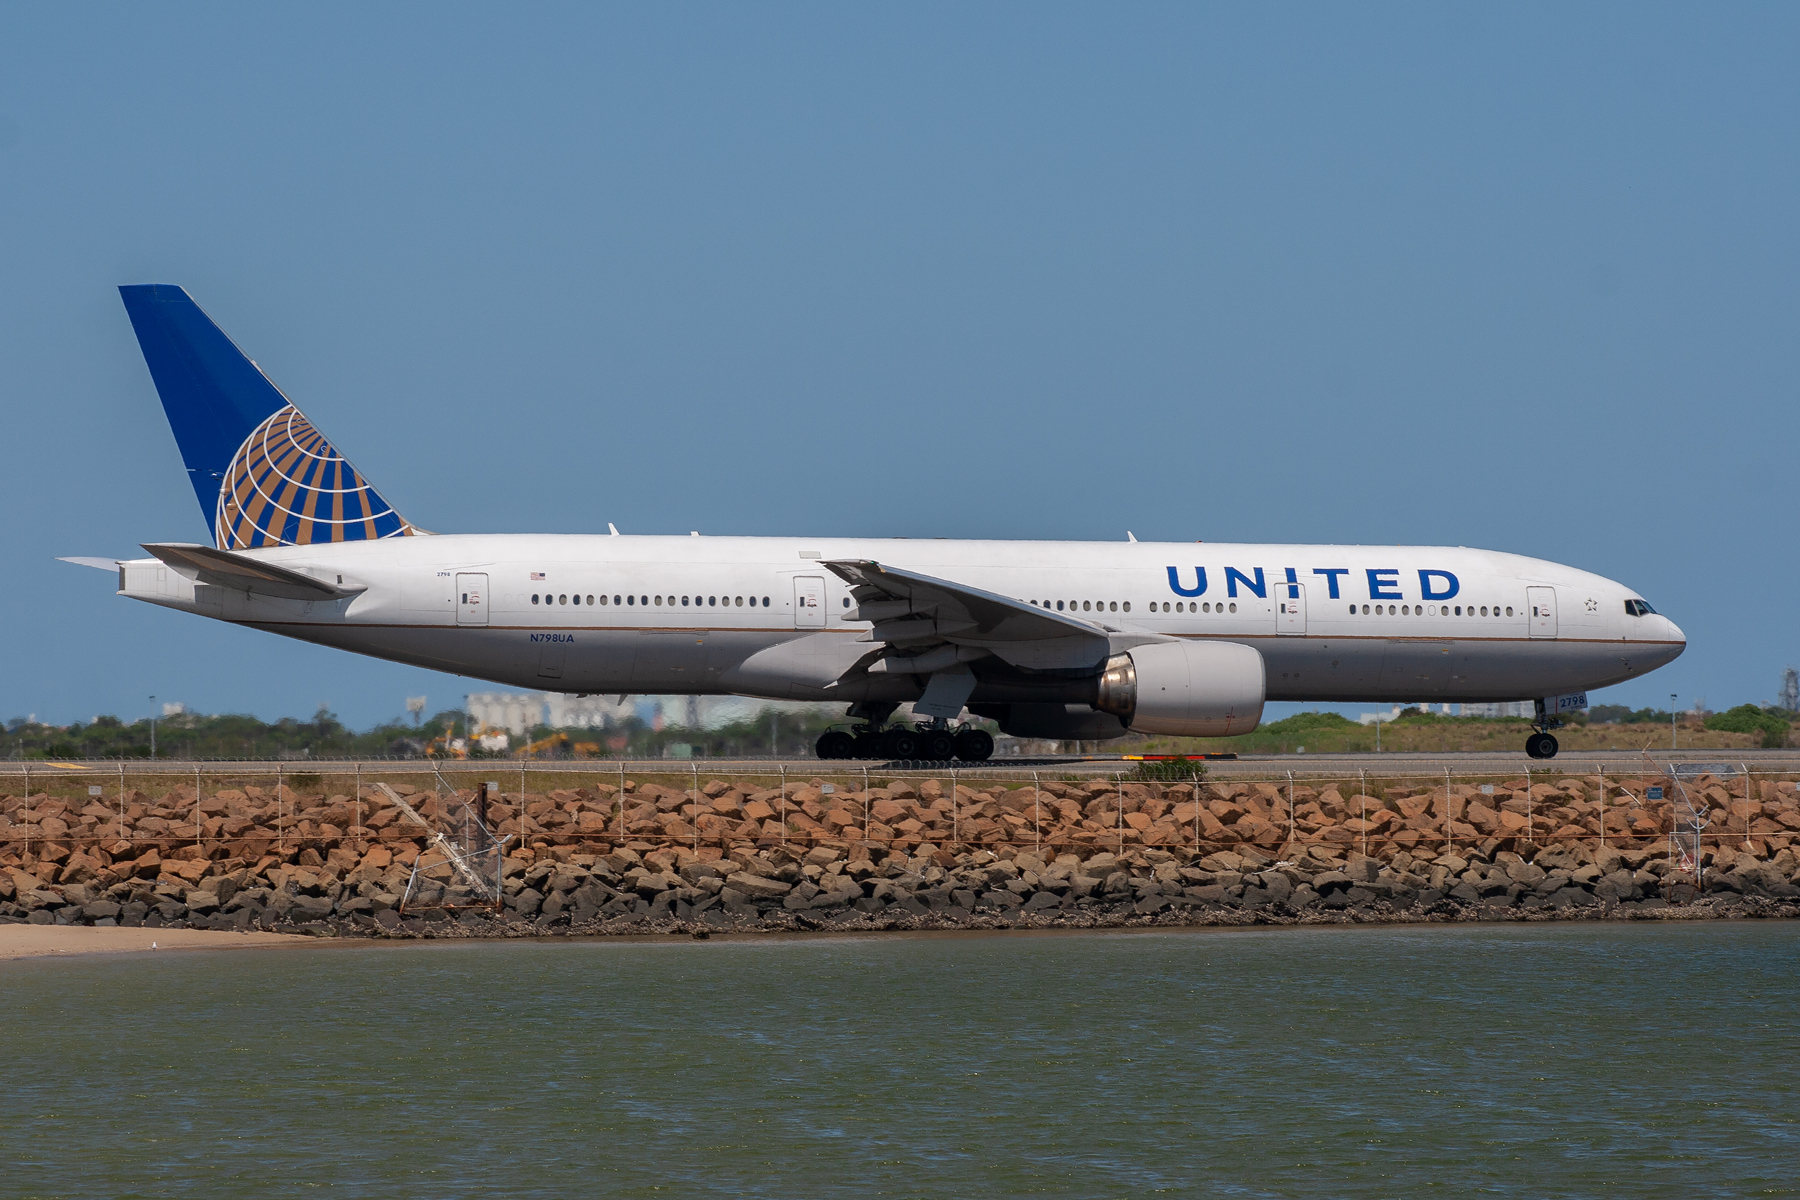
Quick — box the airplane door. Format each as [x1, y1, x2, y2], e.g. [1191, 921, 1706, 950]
[793, 576, 825, 629]
[1527, 586, 1557, 639]
[1277, 581, 1306, 634]
[456, 573, 488, 626]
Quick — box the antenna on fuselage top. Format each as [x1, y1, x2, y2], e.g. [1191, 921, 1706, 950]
[608, 523, 620, 536]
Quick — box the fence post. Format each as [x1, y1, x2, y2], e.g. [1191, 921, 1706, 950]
[779, 765, 787, 850]
[1194, 773, 1200, 851]
[195, 765, 203, 856]
[1741, 761, 1752, 852]
[1286, 770, 1295, 852]
[693, 762, 701, 855]
[1526, 771, 1533, 846]
[1117, 773, 1124, 854]
[1598, 770, 1606, 852]
[1034, 771, 1041, 856]
[1443, 767, 1451, 855]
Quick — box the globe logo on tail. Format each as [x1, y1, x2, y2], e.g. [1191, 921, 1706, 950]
[215, 405, 416, 550]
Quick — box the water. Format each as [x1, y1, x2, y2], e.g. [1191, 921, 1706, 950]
[3, 924, 1797, 1198]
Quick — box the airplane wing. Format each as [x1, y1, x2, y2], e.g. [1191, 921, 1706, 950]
[140, 543, 363, 602]
[823, 558, 1114, 671]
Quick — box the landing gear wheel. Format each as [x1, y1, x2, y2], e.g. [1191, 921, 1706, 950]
[922, 731, 957, 761]
[882, 728, 920, 760]
[1525, 732, 1559, 759]
[816, 730, 854, 760]
[851, 730, 883, 759]
[953, 728, 995, 762]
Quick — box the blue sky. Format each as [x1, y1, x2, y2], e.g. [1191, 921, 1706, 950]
[2, 4, 1795, 730]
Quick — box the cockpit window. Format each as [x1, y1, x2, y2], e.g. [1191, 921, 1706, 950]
[1624, 599, 1657, 616]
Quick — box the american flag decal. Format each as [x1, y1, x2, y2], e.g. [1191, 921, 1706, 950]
[531, 572, 545, 580]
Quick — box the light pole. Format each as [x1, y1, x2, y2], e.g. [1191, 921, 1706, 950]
[1671, 694, 1678, 750]
[149, 695, 157, 759]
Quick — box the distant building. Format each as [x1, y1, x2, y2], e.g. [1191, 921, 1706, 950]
[466, 691, 837, 737]
[1358, 703, 1455, 725]
[1460, 701, 1536, 719]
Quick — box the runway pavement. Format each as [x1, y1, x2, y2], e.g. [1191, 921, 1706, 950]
[4, 748, 1796, 782]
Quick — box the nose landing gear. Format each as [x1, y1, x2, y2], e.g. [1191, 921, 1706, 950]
[1525, 698, 1562, 759]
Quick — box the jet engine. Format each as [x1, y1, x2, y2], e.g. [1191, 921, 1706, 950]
[1092, 641, 1265, 736]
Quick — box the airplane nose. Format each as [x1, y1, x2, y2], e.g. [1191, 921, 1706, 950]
[1659, 615, 1686, 657]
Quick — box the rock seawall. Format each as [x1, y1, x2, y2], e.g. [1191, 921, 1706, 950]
[4, 772, 1798, 936]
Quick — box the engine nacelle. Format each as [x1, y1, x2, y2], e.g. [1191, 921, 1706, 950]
[1093, 641, 1265, 736]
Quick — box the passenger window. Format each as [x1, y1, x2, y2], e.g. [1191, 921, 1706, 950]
[531, 594, 539, 605]
[1228, 603, 1237, 613]
[1388, 605, 1396, 615]
[1361, 604, 1369, 615]
[1056, 601, 1064, 611]
[763, 596, 770, 606]
[1122, 601, 1129, 612]
[842, 597, 850, 607]
[709, 596, 716, 606]
[627, 595, 634, 605]
[1505, 606, 1513, 616]
[559, 595, 566, 605]
[1348, 604, 1355, 614]
[737, 596, 744, 606]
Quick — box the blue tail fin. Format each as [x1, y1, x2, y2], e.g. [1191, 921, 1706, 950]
[118, 285, 417, 551]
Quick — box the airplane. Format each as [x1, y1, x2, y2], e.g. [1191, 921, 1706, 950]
[62, 285, 1686, 763]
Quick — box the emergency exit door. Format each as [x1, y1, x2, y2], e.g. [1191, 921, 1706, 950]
[1277, 580, 1306, 634]
[793, 576, 825, 629]
[456, 573, 488, 626]
[1527, 586, 1557, 638]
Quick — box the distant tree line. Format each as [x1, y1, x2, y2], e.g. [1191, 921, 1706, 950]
[3, 703, 849, 761]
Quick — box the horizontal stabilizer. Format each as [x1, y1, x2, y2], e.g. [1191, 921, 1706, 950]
[57, 556, 122, 571]
[140, 542, 360, 601]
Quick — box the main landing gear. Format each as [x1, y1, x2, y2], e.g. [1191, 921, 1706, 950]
[815, 723, 994, 762]
[1525, 699, 1562, 759]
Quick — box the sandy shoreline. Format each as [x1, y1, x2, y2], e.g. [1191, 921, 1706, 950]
[0, 925, 307, 961]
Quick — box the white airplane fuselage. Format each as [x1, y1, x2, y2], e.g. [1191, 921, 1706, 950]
[98, 285, 1689, 757]
[115, 533, 1686, 711]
